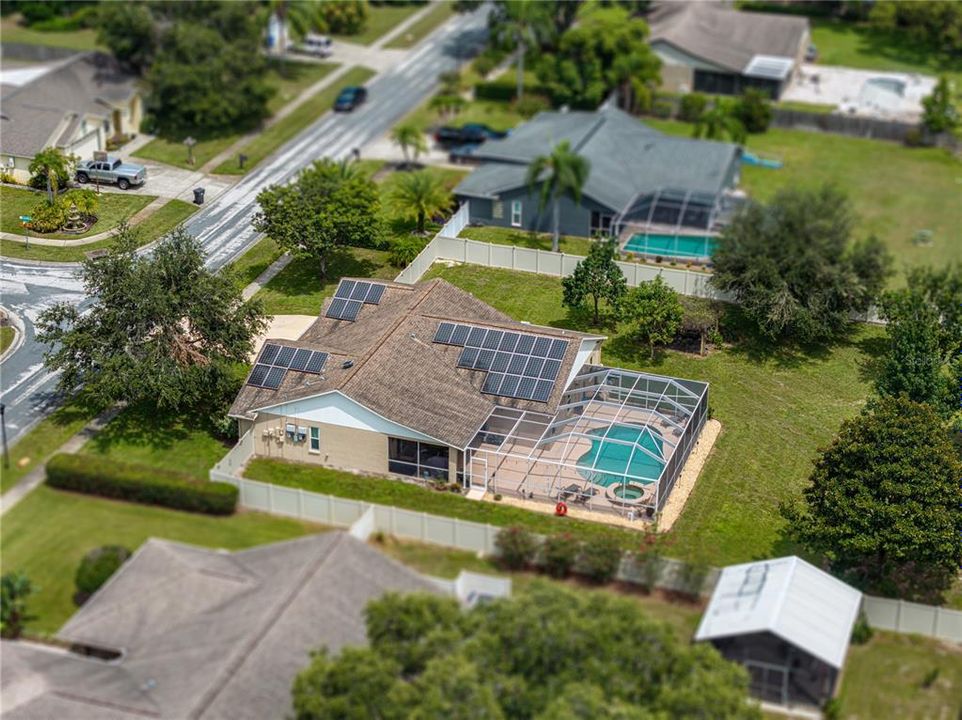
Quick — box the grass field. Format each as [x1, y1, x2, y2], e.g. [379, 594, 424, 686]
[213, 66, 376, 175]
[226, 236, 286, 291]
[133, 134, 240, 172]
[0, 187, 155, 240]
[839, 632, 962, 718]
[643, 118, 962, 281]
[0, 199, 198, 262]
[80, 404, 232, 481]
[246, 458, 641, 546]
[0, 326, 15, 355]
[460, 226, 599, 257]
[384, 2, 454, 49]
[0, 486, 323, 634]
[0, 17, 102, 51]
[266, 61, 339, 115]
[420, 263, 882, 565]
[333, 3, 422, 45]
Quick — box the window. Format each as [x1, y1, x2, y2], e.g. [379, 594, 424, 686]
[492, 201, 504, 220]
[309, 426, 320, 453]
[389, 438, 449, 480]
[510, 200, 523, 227]
[590, 211, 613, 237]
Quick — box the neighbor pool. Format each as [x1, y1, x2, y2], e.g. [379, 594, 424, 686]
[623, 233, 717, 259]
[576, 424, 664, 487]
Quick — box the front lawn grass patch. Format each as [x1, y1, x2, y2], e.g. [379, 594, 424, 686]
[255, 246, 397, 315]
[0, 396, 102, 495]
[0, 326, 15, 355]
[460, 226, 595, 257]
[266, 60, 338, 115]
[225, 236, 285, 291]
[333, 3, 421, 45]
[642, 118, 962, 282]
[421, 263, 882, 565]
[214, 66, 375, 175]
[838, 632, 962, 719]
[384, 2, 454, 49]
[0, 187, 154, 240]
[133, 134, 239, 171]
[80, 404, 231, 481]
[245, 458, 640, 547]
[0, 486, 323, 633]
[0, 198, 198, 262]
[404, 97, 525, 135]
[0, 17, 102, 51]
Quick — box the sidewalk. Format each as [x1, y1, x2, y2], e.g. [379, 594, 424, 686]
[242, 252, 292, 301]
[0, 406, 121, 516]
[0, 196, 168, 246]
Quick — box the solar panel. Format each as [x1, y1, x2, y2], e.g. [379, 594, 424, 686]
[365, 283, 385, 305]
[342, 300, 362, 321]
[350, 281, 370, 301]
[248, 364, 270, 387]
[264, 366, 287, 389]
[434, 322, 455, 344]
[327, 298, 348, 318]
[326, 297, 362, 321]
[432, 322, 570, 403]
[259, 343, 281, 365]
[290, 348, 312, 371]
[335, 280, 356, 299]
[304, 351, 328, 374]
[275, 346, 296, 368]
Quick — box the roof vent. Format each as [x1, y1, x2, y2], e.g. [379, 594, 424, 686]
[342, 360, 354, 369]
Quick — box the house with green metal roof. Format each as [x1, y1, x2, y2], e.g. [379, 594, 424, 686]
[453, 106, 743, 243]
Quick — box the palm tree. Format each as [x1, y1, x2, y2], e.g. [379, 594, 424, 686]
[494, 0, 552, 101]
[28, 147, 73, 204]
[1, 571, 34, 639]
[526, 140, 590, 253]
[693, 104, 747, 145]
[386, 170, 451, 235]
[390, 124, 428, 168]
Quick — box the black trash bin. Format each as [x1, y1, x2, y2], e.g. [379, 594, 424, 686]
[193, 187, 205, 205]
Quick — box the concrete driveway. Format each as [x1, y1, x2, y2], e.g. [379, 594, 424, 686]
[89, 159, 235, 205]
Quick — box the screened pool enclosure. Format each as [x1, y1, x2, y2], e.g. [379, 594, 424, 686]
[466, 367, 709, 519]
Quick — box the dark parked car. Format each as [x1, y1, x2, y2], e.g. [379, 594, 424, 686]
[434, 123, 508, 147]
[334, 86, 367, 112]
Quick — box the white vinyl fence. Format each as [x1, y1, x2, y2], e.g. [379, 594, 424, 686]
[861, 595, 962, 644]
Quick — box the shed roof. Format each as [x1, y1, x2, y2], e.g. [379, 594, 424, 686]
[647, 1, 809, 75]
[695, 556, 862, 669]
[1, 533, 440, 720]
[454, 107, 739, 212]
[229, 277, 597, 448]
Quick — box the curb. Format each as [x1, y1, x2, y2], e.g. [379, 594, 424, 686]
[0, 305, 25, 364]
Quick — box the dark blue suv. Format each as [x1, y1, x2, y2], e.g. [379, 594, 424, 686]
[334, 86, 367, 112]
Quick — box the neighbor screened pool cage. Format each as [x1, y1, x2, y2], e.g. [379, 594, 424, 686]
[465, 366, 709, 520]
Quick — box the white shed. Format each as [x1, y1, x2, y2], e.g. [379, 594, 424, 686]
[695, 556, 862, 708]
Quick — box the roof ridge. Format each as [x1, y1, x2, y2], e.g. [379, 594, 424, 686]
[187, 533, 349, 719]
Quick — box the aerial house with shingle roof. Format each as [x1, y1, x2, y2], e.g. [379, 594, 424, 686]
[229, 277, 710, 521]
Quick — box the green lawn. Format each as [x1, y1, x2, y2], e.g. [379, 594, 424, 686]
[134, 134, 240, 172]
[0, 326, 15, 355]
[246, 458, 642, 547]
[0, 397, 102, 495]
[226, 236, 286, 291]
[383, 2, 455, 49]
[266, 61, 339, 115]
[643, 118, 962, 281]
[0, 17, 102, 51]
[213, 66, 376, 175]
[0, 486, 323, 634]
[255, 246, 398, 315]
[333, 3, 422, 45]
[421, 264, 883, 565]
[839, 632, 962, 719]
[0, 187, 155, 240]
[405, 97, 526, 135]
[80, 404, 232, 481]
[0, 199, 198, 262]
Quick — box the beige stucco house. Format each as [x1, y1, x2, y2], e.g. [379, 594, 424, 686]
[0, 51, 142, 183]
[229, 278, 710, 520]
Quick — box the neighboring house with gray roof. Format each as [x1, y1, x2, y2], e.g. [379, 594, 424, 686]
[695, 555, 862, 709]
[647, 1, 810, 98]
[453, 106, 741, 239]
[0, 51, 141, 183]
[226, 276, 710, 521]
[0, 532, 453, 720]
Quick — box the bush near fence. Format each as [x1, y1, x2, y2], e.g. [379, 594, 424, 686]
[48, 453, 238, 515]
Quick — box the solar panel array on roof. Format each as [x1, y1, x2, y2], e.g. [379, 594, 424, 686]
[325, 280, 386, 321]
[247, 343, 329, 390]
[434, 322, 568, 403]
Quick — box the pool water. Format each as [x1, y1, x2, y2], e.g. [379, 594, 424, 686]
[613, 486, 644, 500]
[576, 424, 664, 486]
[623, 233, 717, 259]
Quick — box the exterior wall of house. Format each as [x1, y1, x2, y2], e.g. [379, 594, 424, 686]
[463, 185, 617, 238]
[3, 155, 33, 183]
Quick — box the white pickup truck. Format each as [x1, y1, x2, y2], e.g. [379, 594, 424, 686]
[75, 156, 147, 190]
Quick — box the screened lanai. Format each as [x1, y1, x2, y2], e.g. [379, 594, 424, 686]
[465, 366, 709, 520]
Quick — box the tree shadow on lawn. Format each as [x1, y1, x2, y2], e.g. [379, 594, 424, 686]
[84, 403, 221, 457]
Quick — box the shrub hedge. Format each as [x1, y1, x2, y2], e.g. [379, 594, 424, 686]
[75, 545, 131, 603]
[46, 453, 238, 515]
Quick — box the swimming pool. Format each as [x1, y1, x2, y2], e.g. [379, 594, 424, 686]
[623, 233, 717, 259]
[576, 424, 664, 487]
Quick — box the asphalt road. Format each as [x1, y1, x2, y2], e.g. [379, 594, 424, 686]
[0, 8, 488, 447]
